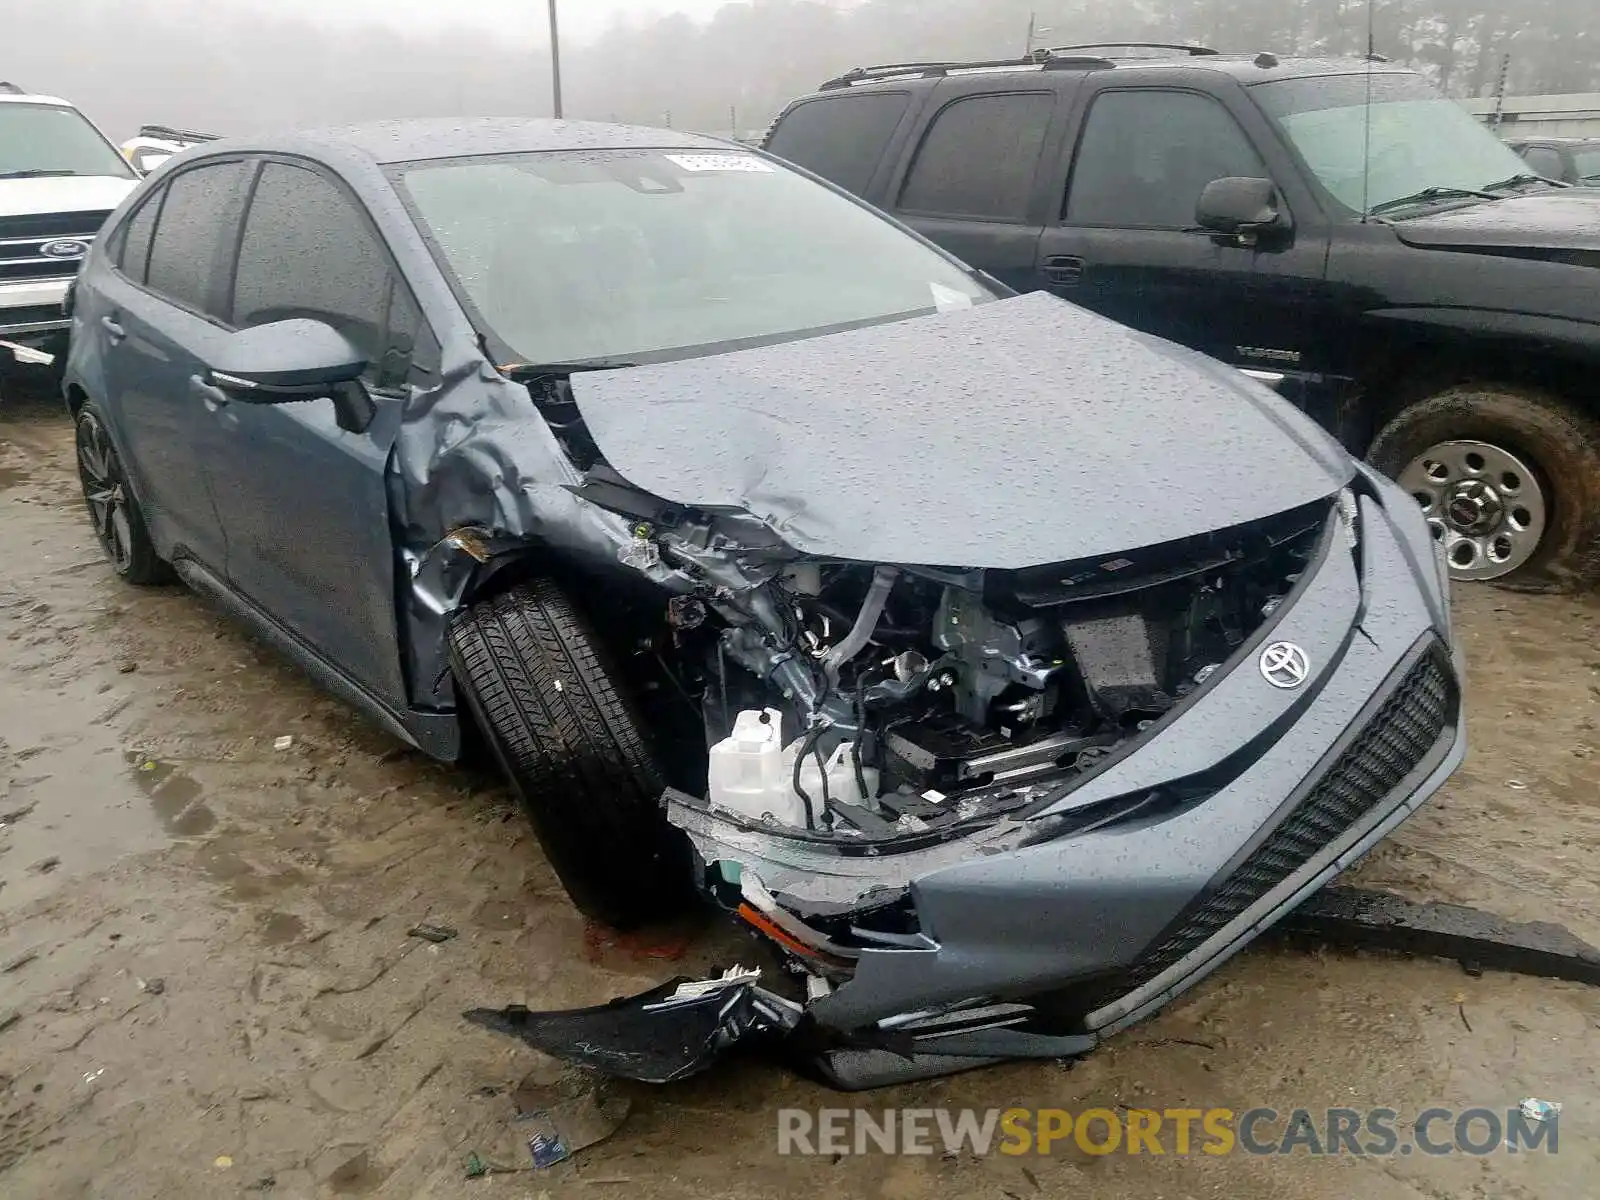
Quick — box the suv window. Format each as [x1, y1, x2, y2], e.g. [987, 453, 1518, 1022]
[765, 92, 910, 195]
[233, 161, 403, 382]
[117, 192, 161, 286]
[144, 160, 251, 317]
[1519, 145, 1565, 180]
[899, 92, 1054, 221]
[1067, 90, 1266, 229]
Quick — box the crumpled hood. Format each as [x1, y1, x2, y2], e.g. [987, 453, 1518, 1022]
[570, 292, 1353, 569]
[1391, 188, 1600, 253]
[0, 175, 137, 220]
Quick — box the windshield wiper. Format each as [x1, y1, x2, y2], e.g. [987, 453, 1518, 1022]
[1368, 185, 1502, 216]
[0, 169, 80, 179]
[502, 358, 639, 382]
[1484, 172, 1568, 191]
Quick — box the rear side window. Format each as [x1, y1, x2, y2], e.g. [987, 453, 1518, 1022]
[764, 92, 910, 195]
[1066, 90, 1266, 229]
[898, 92, 1054, 221]
[144, 160, 251, 317]
[1518, 145, 1565, 180]
[232, 161, 412, 387]
[117, 193, 160, 285]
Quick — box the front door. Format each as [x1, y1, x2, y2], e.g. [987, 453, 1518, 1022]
[89, 159, 257, 572]
[201, 159, 425, 713]
[1037, 86, 1332, 381]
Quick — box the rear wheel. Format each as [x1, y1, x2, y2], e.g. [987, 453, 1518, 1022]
[1369, 384, 1600, 592]
[74, 404, 173, 585]
[447, 578, 689, 928]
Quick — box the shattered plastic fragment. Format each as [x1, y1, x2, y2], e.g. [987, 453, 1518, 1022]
[618, 537, 661, 572]
[1519, 1098, 1561, 1123]
[465, 970, 798, 1084]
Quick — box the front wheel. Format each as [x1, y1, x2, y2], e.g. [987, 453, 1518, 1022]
[1369, 384, 1600, 592]
[447, 578, 690, 928]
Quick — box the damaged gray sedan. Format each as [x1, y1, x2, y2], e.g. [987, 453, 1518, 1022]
[61, 119, 1463, 1089]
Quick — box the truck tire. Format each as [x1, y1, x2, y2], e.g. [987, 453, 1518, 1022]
[1369, 384, 1600, 592]
[74, 404, 173, 586]
[447, 578, 689, 928]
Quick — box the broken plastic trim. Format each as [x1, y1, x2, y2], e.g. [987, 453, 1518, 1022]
[465, 968, 800, 1085]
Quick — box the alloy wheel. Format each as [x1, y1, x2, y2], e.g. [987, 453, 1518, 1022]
[76, 411, 134, 575]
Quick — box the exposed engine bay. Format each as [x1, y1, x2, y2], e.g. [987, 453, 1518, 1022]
[570, 458, 1329, 848]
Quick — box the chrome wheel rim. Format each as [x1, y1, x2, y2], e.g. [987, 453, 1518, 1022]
[1398, 439, 1547, 581]
[76, 413, 134, 575]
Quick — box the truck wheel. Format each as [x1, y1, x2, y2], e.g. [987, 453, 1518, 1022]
[1369, 384, 1600, 592]
[74, 405, 173, 585]
[447, 578, 689, 928]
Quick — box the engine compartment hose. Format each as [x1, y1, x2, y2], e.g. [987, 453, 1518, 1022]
[820, 565, 899, 692]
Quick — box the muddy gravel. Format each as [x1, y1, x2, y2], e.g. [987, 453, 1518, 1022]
[1, 392, 1597, 1198]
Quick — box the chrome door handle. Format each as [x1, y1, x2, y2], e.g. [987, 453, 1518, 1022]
[100, 316, 126, 343]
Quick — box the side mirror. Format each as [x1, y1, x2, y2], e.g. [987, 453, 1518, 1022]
[208, 319, 367, 397]
[208, 319, 375, 432]
[1196, 177, 1290, 242]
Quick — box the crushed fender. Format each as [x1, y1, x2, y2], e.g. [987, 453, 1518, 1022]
[1275, 886, 1600, 985]
[464, 967, 801, 1084]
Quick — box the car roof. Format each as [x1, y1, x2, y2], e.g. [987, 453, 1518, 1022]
[203, 118, 734, 165]
[0, 93, 76, 107]
[807, 51, 1413, 96]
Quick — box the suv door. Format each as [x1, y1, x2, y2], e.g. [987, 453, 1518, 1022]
[887, 80, 1077, 291]
[1038, 84, 1333, 385]
[89, 158, 252, 572]
[203, 158, 430, 713]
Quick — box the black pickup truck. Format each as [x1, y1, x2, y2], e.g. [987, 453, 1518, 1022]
[763, 45, 1600, 590]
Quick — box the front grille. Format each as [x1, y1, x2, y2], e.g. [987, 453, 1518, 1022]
[0, 210, 110, 284]
[1120, 645, 1454, 993]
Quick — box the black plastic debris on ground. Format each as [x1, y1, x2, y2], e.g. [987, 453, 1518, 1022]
[1275, 886, 1600, 985]
[464, 968, 796, 1085]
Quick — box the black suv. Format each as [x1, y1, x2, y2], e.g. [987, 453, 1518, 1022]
[764, 45, 1600, 591]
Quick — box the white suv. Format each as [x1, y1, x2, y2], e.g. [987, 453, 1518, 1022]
[1, 83, 138, 385]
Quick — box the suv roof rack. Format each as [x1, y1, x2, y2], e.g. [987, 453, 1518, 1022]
[1046, 42, 1218, 56]
[819, 51, 1115, 90]
[136, 124, 219, 143]
[0, 81, 26, 95]
[817, 42, 1225, 90]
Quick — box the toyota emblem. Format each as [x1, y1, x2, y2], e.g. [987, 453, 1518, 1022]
[1259, 641, 1310, 689]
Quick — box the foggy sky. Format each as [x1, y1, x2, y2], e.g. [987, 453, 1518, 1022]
[7, 0, 1595, 145]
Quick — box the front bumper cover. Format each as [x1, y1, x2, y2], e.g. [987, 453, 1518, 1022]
[472, 483, 1464, 1088]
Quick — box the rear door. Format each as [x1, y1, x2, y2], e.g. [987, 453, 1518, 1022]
[884, 77, 1079, 291]
[202, 157, 427, 712]
[91, 158, 253, 571]
[1037, 82, 1333, 377]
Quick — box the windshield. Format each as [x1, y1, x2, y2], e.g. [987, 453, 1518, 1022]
[1253, 74, 1533, 215]
[396, 148, 994, 365]
[0, 102, 135, 179]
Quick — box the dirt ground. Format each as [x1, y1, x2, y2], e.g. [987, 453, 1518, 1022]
[1, 389, 1597, 1199]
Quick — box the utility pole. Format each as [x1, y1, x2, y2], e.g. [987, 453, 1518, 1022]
[547, 0, 564, 119]
[1490, 51, 1512, 129]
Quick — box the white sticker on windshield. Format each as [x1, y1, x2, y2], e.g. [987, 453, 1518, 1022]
[664, 153, 775, 173]
[929, 282, 975, 312]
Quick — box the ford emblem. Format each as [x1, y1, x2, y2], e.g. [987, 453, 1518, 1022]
[39, 238, 90, 260]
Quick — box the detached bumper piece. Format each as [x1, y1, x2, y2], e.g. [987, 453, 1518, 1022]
[464, 968, 800, 1085]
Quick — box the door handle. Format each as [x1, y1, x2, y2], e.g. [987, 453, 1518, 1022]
[1043, 255, 1086, 286]
[100, 316, 126, 343]
[189, 374, 229, 412]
